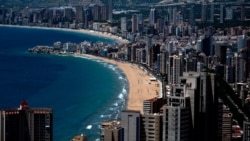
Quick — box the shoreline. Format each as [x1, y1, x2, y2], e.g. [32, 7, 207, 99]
[0, 24, 129, 44]
[79, 54, 160, 113]
[2, 24, 160, 113]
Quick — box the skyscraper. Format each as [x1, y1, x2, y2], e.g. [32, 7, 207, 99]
[108, 0, 112, 22]
[101, 4, 108, 21]
[131, 14, 138, 33]
[210, 3, 214, 23]
[149, 8, 156, 26]
[121, 110, 140, 141]
[75, 6, 84, 23]
[100, 120, 122, 141]
[243, 121, 250, 141]
[168, 55, 182, 84]
[225, 7, 233, 20]
[93, 5, 101, 21]
[180, 72, 223, 141]
[220, 4, 224, 24]
[0, 100, 53, 141]
[121, 17, 127, 32]
[162, 85, 192, 141]
[141, 113, 162, 141]
[201, 4, 207, 22]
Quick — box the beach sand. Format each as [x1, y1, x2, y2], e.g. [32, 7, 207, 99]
[83, 54, 160, 113]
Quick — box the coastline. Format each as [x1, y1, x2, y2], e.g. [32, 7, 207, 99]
[80, 54, 160, 113]
[0, 24, 129, 44]
[1, 24, 160, 113]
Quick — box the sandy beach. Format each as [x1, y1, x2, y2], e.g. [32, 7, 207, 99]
[82, 54, 160, 113]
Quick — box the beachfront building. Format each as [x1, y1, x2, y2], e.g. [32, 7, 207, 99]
[0, 100, 53, 141]
[101, 4, 109, 21]
[143, 98, 167, 114]
[75, 6, 84, 24]
[161, 85, 192, 141]
[121, 110, 141, 141]
[100, 120, 122, 141]
[93, 5, 101, 21]
[141, 113, 162, 141]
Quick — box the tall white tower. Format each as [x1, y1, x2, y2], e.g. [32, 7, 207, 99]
[149, 8, 155, 25]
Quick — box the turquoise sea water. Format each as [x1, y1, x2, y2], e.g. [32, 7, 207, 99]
[0, 26, 128, 140]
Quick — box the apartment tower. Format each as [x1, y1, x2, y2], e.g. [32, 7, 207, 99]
[0, 100, 53, 141]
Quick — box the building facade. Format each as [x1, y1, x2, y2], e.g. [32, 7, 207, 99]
[0, 100, 53, 141]
[121, 110, 140, 141]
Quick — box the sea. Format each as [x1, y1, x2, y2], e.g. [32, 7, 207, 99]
[0, 26, 128, 141]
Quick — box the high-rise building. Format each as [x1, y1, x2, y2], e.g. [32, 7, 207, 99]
[101, 4, 108, 21]
[137, 14, 144, 33]
[146, 35, 153, 66]
[159, 48, 168, 75]
[121, 110, 141, 141]
[64, 8, 74, 21]
[241, 4, 245, 21]
[189, 6, 194, 25]
[149, 8, 156, 26]
[184, 53, 197, 72]
[222, 105, 232, 141]
[75, 6, 84, 23]
[93, 5, 101, 21]
[201, 4, 207, 22]
[141, 113, 162, 141]
[243, 121, 250, 141]
[201, 35, 213, 57]
[214, 43, 228, 64]
[100, 120, 122, 141]
[225, 7, 233, 20]
[162, 85, 192, 141]
[149, 44, 161, 69]
[168, 7, 173, 25]
[168, 55, 182, 84]
[210, 3, 214, 23]
[233, 53, 240, 83]
[237, 35, 247, 51]
[172, 7, 177, 25]
[143, 98, 167, 114]
[108, 0, 112, 22]
[131, 14, 138, 33]
[121, 17, 127, 32]
[220, 4, 224, 24]
[180, 72, 223, 141]
[0, 100, 53, 141]
[84, 8, 92, 29]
